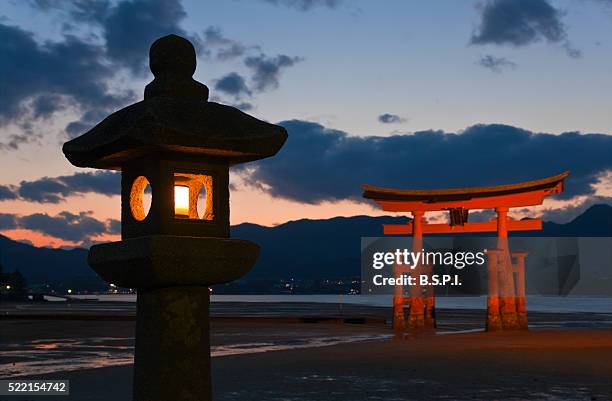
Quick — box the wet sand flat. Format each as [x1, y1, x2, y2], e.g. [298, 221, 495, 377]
[1, 329, 610, 401]
[0, 319, 391, 378]
[1, 323, 611, 400]
[1, 303, 611, 400]
[211, 330, 612, 401]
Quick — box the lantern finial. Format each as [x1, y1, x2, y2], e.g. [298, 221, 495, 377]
[144, 34, 209, 100]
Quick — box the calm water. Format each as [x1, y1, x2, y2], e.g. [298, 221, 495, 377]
[67, 294, 612, 314]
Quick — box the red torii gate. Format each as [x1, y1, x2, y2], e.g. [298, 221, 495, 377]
[362, 172, 568, 333]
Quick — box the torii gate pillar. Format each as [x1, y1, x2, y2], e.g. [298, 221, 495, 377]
[496, 207, 520, 330]
[513, 252, 528, 330]
[486, 249, 502, 331]
[406, 211, 426, 331]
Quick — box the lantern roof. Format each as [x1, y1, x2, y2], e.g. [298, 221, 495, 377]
[63, 34, 287, 169]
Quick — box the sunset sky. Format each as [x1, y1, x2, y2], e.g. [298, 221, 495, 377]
[1, 0, 611, 248]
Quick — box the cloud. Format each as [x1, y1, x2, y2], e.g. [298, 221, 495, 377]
[378, 114, 406, 124]
[244, 54, 303, 92]
[238, 120, 612, 204]
[102, 0, 191, 74]
[0, 134, 31, 151]
[233, 102, 254, 111]
[205, 27, 301, 102]
[65, 109, 111, 139]
[203, 26, 253, 61]
[214, 72, 252, 99]
[466, 209, 496, 222]
[0, 23, 131, 146]
[0, 209, 119, 244]
[30, 0, 111, 23]
[471, 0, 579, 58]
[3, 0, 196, 146]
[256, 0, 343, 11]
[0, 214, 18, 230]
[540, 196, 612, 223]
[476, 55, 517, 73]
[471, 0, 565, 46]
[18, 211, 118, 242]
[107, 219, 121, 235]
[18, 171, 120, 203]
[30, 0, 192, 74]
[9, 3, 295, 145]
[0, 185, 17, 201]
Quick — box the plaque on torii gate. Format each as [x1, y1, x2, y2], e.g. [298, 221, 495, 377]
[362, 172, 568, 333]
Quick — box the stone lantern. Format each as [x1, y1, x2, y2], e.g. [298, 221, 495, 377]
[63, 34, 287, 401]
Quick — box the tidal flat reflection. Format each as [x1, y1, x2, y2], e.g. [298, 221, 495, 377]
[1, 333, 394, 378]
[1, 337, 135, 378]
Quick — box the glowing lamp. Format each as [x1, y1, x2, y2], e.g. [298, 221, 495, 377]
[174, 185, 190, 217]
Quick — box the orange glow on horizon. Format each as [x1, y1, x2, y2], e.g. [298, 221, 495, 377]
[0, 229, 120, 248]
[1, 171, 610, 248]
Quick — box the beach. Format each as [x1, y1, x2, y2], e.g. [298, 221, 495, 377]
[211, 329, 612, 401]
[1, 301, 611, 400]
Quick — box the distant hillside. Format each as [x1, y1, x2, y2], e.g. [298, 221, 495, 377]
[0, 235, 101, 291]
[1, 204, 610, 292]
[232, 215, 406, 280]
[233, 205, 611, 281]
[541, 204, 612, 236]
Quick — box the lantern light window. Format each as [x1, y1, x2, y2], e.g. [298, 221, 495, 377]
[173, 172, 214, 221]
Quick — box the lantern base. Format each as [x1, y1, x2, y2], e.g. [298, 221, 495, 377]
[88, 235, 260, 288]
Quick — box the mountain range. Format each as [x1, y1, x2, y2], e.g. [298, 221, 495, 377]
[0, 204, 610, 293]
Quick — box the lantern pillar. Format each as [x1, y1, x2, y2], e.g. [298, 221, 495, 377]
[134, 286, 211, 400]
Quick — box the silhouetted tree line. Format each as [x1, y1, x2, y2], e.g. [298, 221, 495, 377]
[0, 260, 28, 298]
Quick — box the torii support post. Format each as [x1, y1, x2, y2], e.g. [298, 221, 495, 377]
[423, 263, 436, 329]
[407, 210, 426, 332]
[486, 249, 502, 331]
[496, 207, 520, 330]
[392, 263, 405, 334]
[512, 252, 529, 330]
